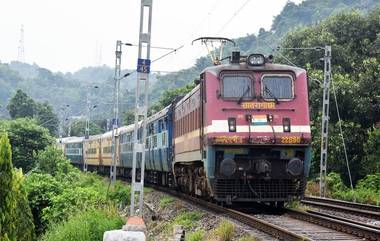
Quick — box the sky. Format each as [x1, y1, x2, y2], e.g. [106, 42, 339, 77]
[0, 0, 303, 73]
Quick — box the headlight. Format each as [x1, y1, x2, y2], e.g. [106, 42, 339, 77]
[228, 117, 236, 132]
[247, 54, 265, 66]
[283, 118, 291, 132]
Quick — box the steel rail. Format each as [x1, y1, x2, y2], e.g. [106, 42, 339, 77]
[306, 210, 380, 231]
[304, 196, 380, 212]
[303, 196, 380, 218]
[287, 209, 380, 241]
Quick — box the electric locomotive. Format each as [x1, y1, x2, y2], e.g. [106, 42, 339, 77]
[173, 52, 311, 204]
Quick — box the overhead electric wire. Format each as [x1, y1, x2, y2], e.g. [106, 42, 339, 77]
[331, 79, 354, 191]
[216, 0, 251, 35]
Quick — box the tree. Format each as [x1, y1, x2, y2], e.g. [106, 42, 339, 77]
[7, 89, 36, 119]
[6, 89, 59, 136]
[35, 102, 59, 136]
[0, 134, 34, 241]
[65, 119, 103, 137]
[0, 134, 16, 241]
[149, 82, 196, 114]
[279, 8, 380, 184]
[12, 170, 35, 241]
[34, 146, 74, 176]
[363, 127, 380, 174]
[0, 118, 52, 172]
[122, 111, 135, 126]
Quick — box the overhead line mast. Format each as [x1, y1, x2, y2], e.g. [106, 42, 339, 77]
[17, 24, 25, 62]
[130, 0, 153, 217]
[110, 40, 122, 184]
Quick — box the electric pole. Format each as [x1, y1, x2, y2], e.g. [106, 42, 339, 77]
[110, 40, 122, 184]
[84, 85, 98, 172]
[17, 24, 25, 62]
[320, 46, 332, 197]
[130, 0, 153, 217]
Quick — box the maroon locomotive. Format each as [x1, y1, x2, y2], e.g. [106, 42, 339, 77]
[173, 52, 311, 205]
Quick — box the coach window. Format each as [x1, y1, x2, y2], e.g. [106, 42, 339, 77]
[221, 74, 253, 100]
[261, 75, 294, 100]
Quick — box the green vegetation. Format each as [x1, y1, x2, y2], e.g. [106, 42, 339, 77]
[211, 220, 235, 241]
[280, 8, 380, 184]
[307, 172, 380, 205]
[0, 134, 35, 241]
[186, 229, 205, 241]
[0, 118, 53, 173]
[7, 89, 58, 135]
[40, 207, 123, 241]
[237, 236, 259, 241]
[171, 211, 203, 229]
[159, 196, 174, 209]
[63, 119, 103, 137]
[164, 211, 203, 237]
[24, 147, 130, 236]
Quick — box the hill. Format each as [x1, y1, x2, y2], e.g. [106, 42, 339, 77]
[0, 0, 378, 122]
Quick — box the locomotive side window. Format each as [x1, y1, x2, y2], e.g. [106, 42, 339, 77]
[222, 75, 253, 99]
[262, 75, 293, 100]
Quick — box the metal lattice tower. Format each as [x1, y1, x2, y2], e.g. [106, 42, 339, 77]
[320, 46, 332, 197]
[17, 25, 25, 62]
[130, 0, 153, 217]
[110, 40, 122, 184]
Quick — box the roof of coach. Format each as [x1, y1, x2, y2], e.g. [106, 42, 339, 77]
[174, 84, 200, 108]
[202, 62, 306, 76]
[101, 130, 113, 139]
[147, 105, 171, 123]
[118, 124, 134, 134]
[83, 133, 102, 142]
[62, 136, 84, 144]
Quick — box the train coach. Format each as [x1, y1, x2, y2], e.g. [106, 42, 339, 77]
[61, 52, 311, 206]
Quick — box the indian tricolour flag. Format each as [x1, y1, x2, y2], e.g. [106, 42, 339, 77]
[251, 115, 267, 125]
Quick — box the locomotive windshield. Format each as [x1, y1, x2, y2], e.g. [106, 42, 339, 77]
[262, 75, 293, 100]
[222, 75, 253, 99]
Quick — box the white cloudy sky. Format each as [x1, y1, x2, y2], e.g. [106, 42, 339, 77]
[0, 0, 302, 73]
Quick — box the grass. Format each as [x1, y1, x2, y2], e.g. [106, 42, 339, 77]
[186, 229, 205, 241]
[41, 207, 123, 241]
[212, 219, 235, 241]
[159, 196, 174, 209]
[172, 211, 203, 229]
[285, 200, 300, 209]
[164, 211, 203, 237]
[237, 235, 260, 241]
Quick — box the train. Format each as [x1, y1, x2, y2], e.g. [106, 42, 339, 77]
[58, 52, 311, 206]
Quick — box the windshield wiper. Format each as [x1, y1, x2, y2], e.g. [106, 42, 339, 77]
[264, 85, 279, 104]
[237, 85, 250, 105]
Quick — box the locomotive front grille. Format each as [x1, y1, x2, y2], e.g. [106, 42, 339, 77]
[213, 178, 305, 201]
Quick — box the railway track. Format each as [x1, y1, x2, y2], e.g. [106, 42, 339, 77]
[152, 186, 380, 240]
[301, 196, 380, 214]
[302, 196, 380, 219]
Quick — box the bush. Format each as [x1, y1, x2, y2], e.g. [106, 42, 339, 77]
[34, 146, 75, 176]
[107, 181, 131, 207]
[212, 220, 235, 241]
[41, 207, 124, 241]
[42, 186, 106, 225]
[159, 196, 174, 209]
[172, 211, 203, 229]
[324, 172, 380, 205]
[24, 173, 63, 234]
[186, 229, 205, 241]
